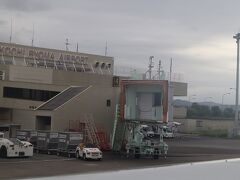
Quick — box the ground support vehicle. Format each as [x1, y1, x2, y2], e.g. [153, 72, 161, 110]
[162, 126, 174, 138]
[0, 134, 33, 158]
[126, 122, 168, 159]
[162, 122, 181, 138]
[16, 130, 37, 149]
[0, 124, 21, 138]
[76, 143, 102, 160]
[57, 132, 83, 157]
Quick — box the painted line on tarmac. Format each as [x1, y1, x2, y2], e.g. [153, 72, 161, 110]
[0, 158, 74, 164]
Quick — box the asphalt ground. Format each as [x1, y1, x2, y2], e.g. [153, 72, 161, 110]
[1, 135, 240, 179]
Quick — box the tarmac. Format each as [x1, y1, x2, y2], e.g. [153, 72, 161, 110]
[1, 135, 240, 179]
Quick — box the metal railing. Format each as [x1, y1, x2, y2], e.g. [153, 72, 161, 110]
[114, 66, 185, 82]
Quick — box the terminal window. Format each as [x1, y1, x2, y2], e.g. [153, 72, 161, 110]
[196, 120, 203, 127]
[0, 71, 5, 80]
[3, 87, 59, 102]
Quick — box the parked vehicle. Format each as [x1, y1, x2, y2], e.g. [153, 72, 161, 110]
[0, 134, 33, 158]
[76, 143, 102, 160]
[140, 125, 155, 137]
[162, 122, 181, 138]
[162, 126, 174, 138]
[16, 130, 37, 149]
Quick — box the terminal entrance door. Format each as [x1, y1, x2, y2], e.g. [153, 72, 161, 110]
[36, 116, 51, 130]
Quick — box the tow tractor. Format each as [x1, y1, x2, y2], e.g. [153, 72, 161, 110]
[0, 132, 33, 158]
[125, 122, 168, 159]
[76, 143, 102, 160]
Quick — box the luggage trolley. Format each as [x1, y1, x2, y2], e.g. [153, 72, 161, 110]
[36, 131, 48, 153]
[46, 132, 59, 154]
[57, 132, 84, 157]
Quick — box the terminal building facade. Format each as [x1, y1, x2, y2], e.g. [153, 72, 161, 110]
[0, 42, 117, 135]
[0, 41, 187, 142]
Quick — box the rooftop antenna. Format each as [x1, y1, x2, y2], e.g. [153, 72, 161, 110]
[76, 43, 79, 52]
[168, 58, 173, 122]
[65, 38, 70, 51]
[105, 41, 108, 56]
[170, 58, 173, 82]
[31, 24, 35, 47]
[148, 56, 154, 80]
[152, 59, 162, 80]
[9, 18, 13, 43]
[157, 60, 161, 80]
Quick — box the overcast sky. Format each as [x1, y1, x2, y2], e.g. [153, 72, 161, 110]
[0, 0, 239, 104]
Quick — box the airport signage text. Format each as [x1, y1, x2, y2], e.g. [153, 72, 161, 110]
[0, 43, 88, 63]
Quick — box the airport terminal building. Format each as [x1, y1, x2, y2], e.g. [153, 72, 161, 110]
[0, 41, 187, 140]
[0, 42, 118, 134]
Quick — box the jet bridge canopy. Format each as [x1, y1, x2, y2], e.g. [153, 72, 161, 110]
[37, 86, 90, 111]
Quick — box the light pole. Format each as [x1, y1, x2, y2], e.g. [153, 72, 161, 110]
[230, 88, 236, 104]
[233, 33, 240, 136]
[222, 93, 230, 105]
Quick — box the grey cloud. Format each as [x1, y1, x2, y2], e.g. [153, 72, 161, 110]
[0, 0, 52, 12]
[0, 0, 239, 103]
[0, 20, 7, 25]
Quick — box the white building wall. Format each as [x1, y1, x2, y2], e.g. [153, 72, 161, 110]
[176, 118, 234, 133]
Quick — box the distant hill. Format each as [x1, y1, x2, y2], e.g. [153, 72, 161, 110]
[173, 99, 191, 107]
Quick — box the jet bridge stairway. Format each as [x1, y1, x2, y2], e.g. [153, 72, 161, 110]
[112, 104, 127, 151]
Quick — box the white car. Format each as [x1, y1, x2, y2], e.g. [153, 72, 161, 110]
[76, 143, 102, 160]
[0, 134, 33, 158]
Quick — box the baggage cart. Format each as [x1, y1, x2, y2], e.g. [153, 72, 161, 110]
[46, 132, 59, 154]
[36, 131, 48, 153]
[57, 132, 83, 157]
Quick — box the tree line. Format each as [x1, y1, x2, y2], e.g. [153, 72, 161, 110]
[187, 103, 234, 118]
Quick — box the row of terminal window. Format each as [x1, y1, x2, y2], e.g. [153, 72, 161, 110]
[3, 86, 112, 107]
[3, 87, 59, 102]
